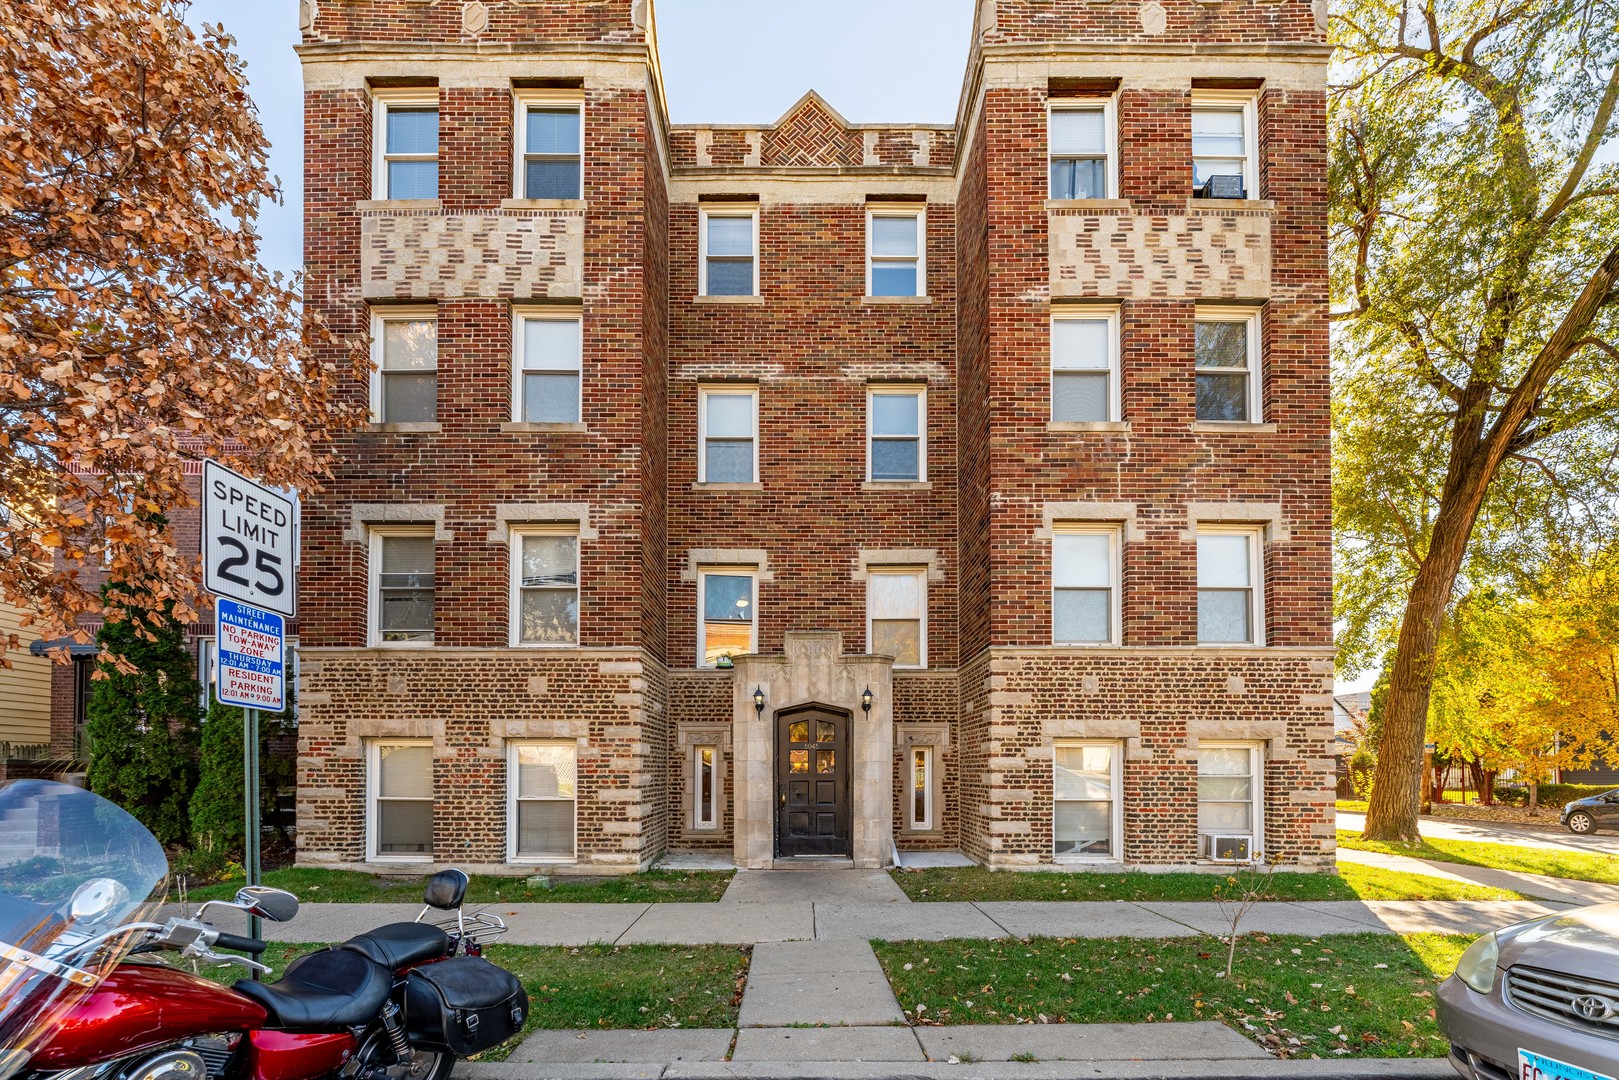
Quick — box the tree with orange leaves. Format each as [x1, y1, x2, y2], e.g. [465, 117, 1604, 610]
[0, 0, 365, 662]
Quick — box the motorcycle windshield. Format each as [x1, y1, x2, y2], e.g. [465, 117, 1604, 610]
[0, 780, 167, 1078]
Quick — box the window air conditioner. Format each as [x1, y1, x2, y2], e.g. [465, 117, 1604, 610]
[1196, 175, 1246, 200]
[1203, 834, 1252, 862]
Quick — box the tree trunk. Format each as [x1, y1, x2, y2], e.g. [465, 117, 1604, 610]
[1420, 753, 1434, 815]
[1529, 780, 1538, 810]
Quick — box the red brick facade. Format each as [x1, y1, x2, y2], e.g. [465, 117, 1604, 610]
[295, 0, 1334, 874]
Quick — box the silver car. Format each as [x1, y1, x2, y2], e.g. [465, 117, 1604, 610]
[1439, 903, 1619, 1080]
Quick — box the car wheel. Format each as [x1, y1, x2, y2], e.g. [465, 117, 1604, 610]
[1568, 810, 1596, 834]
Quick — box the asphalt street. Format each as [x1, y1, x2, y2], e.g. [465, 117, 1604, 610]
[1336, 810, 1619, 854]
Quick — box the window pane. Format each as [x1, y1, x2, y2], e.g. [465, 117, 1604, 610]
[516, 799, 574, 857]
[1053, 589, 1109, 643]
[1053, 532, 1112, 588]
[870, 264, 919, 297]
[521, 534, 577, 587]
[869, 573, 921, 619]
[1054, 801, 1112, 855]
[871, 393, 920, 436]
[523, 319, 582, 372]
[706, 216, 754, 256]
[1052, 319, 1109, 371]
[382, 535, 435, 576]
[704, 440, 753, 483]
[377, 800, 432, 854]
[524, 373, 580, 423]
[1050, 158, 1105, 200]
[1054, 744, 1113, 799]
[1197, 534, 1251, 588]
[703, 620, 752, 665]
[703, 574, 752, 622]
[1053, 372, 1108, 422]
[1192, 108, 1244, 147]
[386, 107, 438, 154]
[379, 744, 432, 798]
[520, 588, 578, 644]
[525, 159, 581, 200]
[383, 373, 436, 422]
[913, 749, 928, 824]
[1195, 322, 1248, 368]
[517, 743, 576, 798]
[526, 107, 581, 155]
[387, 159, 438, 200]
[379, 591, 433, 640]
[870, 215, 918, 257]
[1199, 801, 1252, 834]
[1199, 747, 1252, 777]
[1198, 589, 1251, 643]
[1198, 776, 1253, 802]
[705, 394, 754, 437]
[382, 319, 437, 370]
[873, 619, 921, 666]
[871, 438, 919, 481]
[698, 747, 715, 823]
[1049, 109, 1105, 155]
[1196, 373, 1249, 421]
[705, 259, 754, 296]
[1194, 158, 1247, 189]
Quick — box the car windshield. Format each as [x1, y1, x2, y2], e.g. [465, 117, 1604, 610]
[0, 780, 168, 1080]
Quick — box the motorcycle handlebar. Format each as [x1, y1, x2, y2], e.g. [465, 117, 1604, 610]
[212, 932, 268, 955]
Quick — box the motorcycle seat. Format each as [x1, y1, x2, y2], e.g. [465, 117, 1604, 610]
[234, 948, 392, 1030]
[342, 922, 450, 970]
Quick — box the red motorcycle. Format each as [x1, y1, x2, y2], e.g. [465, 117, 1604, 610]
[0, 780, 528, 1080]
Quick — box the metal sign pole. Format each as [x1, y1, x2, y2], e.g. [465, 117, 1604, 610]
[245, 706, 262, 977]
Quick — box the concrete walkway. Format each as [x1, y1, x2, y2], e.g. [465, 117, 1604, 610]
[1337, 810, 1619, 854]
[1339, 845, 1619, 905]
[463, 1056, 1454, 1079]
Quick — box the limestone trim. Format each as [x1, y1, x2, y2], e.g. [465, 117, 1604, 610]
[1180, 718, 1293, 759]
[852, 549, 945, 583]
[1036, 501, 1142, 543]
[1182, 500, 1290, 543]
[1039, 716, 1147, 761]
[669, 176, 957, 205]
[345, 503, 451, 543]
[896, 723, 952, 751]
[485, 502, 599, 542]
[981, 645, 1334, 659]
[682, 549, 776, 582]
[677, 723, 733, 834]
[298, 50, 653, 92]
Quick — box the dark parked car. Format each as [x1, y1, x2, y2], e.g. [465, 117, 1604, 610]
[1563, 789, 1619, 835]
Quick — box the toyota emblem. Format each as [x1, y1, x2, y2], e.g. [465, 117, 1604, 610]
[1572, 994, 1614, 1021]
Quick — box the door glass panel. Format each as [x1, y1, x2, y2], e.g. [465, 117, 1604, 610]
[816, 750, 835, 774]
[789, 749, 808, 773]
[816, 721, 835, 743]
[789, 721, 809, 743]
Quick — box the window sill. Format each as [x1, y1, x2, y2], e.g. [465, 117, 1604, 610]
[1045, 198, 1132, 211]
[1048, 421, 1129, 433]
[509, 640, 582, 649]
[1194, 641, 1266, 648]
[1053, 640, 1122, 648]
[1190, 421, 1277, 433]
[369, 855, 433, 864]
[501, 421, 587, 433]
[367, 422, 442, 434]
[500, 198, 585, 211]
[694, 295, 764, 305]
[356, 199, 442, 211]
[508, 856, 577, 865]
[368, 641, 436, 649]
[692, 482, 763, 491]
[862, 480, 932, 491]
[861, 295, 932, 305]
[1186, 197, 1276, 213]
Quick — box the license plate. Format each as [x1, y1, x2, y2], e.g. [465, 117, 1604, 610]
[1520, 1049, 1616, 1080]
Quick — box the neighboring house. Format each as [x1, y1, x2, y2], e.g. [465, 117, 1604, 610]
[295, 0, 1333, 873]
[0, 599, 53, 752]
[1332, 692, 1371, 795]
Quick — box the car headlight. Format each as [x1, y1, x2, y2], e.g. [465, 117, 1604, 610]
[1455, 932, 1499, 994]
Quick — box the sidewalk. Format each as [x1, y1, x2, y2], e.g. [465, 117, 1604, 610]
[1338, 846, 1619, 905]
[460, 1058, 1455, 1079]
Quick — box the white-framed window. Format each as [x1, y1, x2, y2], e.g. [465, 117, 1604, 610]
[693, 744, 719, 830]
[867, 385, 925, 482]
[197, 637, 217, 710]
[697, 567, 756, 667]
[908, 745, 935, 831]
[509, 526, 579, 646]
[1048, 100, 1116, 200]
[507, 740, 576, 861]
[1052, 526, 1120, 645]
[1196, 526, 1264, 645]
[699, 205, 759, 297]
[512, 309, 582, 423]
[1054, 740, 1122, 859]
[1194, 306, 1261, 423]
[868, 568, 926, 668]
[866, 207, 925, 297]
[368, 739, 433, 861]
[1198, 742, 1264, 857]
[514, 91, 582, 200]
[372, 88, 439, 201]
[369, 527, 435, 646]
[1191, 91, 1257, 199]
[698, 385, 758, 483]
[1051, 308, 1120, 423]
[370, 307, 437, 423]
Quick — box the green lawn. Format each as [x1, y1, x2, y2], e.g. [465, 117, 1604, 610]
[1337, 830, 1619, 885]
[196, 942, 748, 1059]
[182, 867, 734, 905]
[874, 933, 1470, 1059]
[889, 862, 1524, 902]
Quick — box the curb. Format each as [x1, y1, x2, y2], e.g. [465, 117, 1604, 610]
[460, 1058, 1456, 1080]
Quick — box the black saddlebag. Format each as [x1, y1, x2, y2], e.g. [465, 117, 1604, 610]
[403, 956, 528, 1056]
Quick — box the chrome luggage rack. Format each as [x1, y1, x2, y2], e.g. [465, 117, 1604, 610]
[417, 906, 508, 951]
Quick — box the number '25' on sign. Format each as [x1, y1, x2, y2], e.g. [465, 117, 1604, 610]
[202, 461, 298, 618]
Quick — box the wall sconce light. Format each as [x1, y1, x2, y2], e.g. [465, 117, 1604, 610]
[753, 686, 766, 716]
[861, 686, 874, 714]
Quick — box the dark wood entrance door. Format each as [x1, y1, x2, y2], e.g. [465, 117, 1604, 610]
[776, 708, 849, 857]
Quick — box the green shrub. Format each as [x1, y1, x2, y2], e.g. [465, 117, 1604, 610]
[189, 691, 294, 864]
[1496, 783, 1617, 807]
[1349, 746, 1377, 799]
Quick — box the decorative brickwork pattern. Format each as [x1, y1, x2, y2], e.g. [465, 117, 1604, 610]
[978, 0, 1325, 45]
[1049, 203, 1272, 299]
[359, 206, 584, 300]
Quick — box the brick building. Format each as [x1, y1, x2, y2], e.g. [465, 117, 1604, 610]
[294, 0, 1335, 874]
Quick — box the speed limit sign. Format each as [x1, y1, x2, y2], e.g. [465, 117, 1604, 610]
[202, 461, 297, 618]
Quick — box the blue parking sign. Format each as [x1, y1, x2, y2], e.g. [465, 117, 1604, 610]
[216, 598, 285, 711]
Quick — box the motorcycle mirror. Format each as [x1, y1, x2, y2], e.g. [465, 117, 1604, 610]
[235, 886, 299, 923]
[69, 877, 130, 924]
